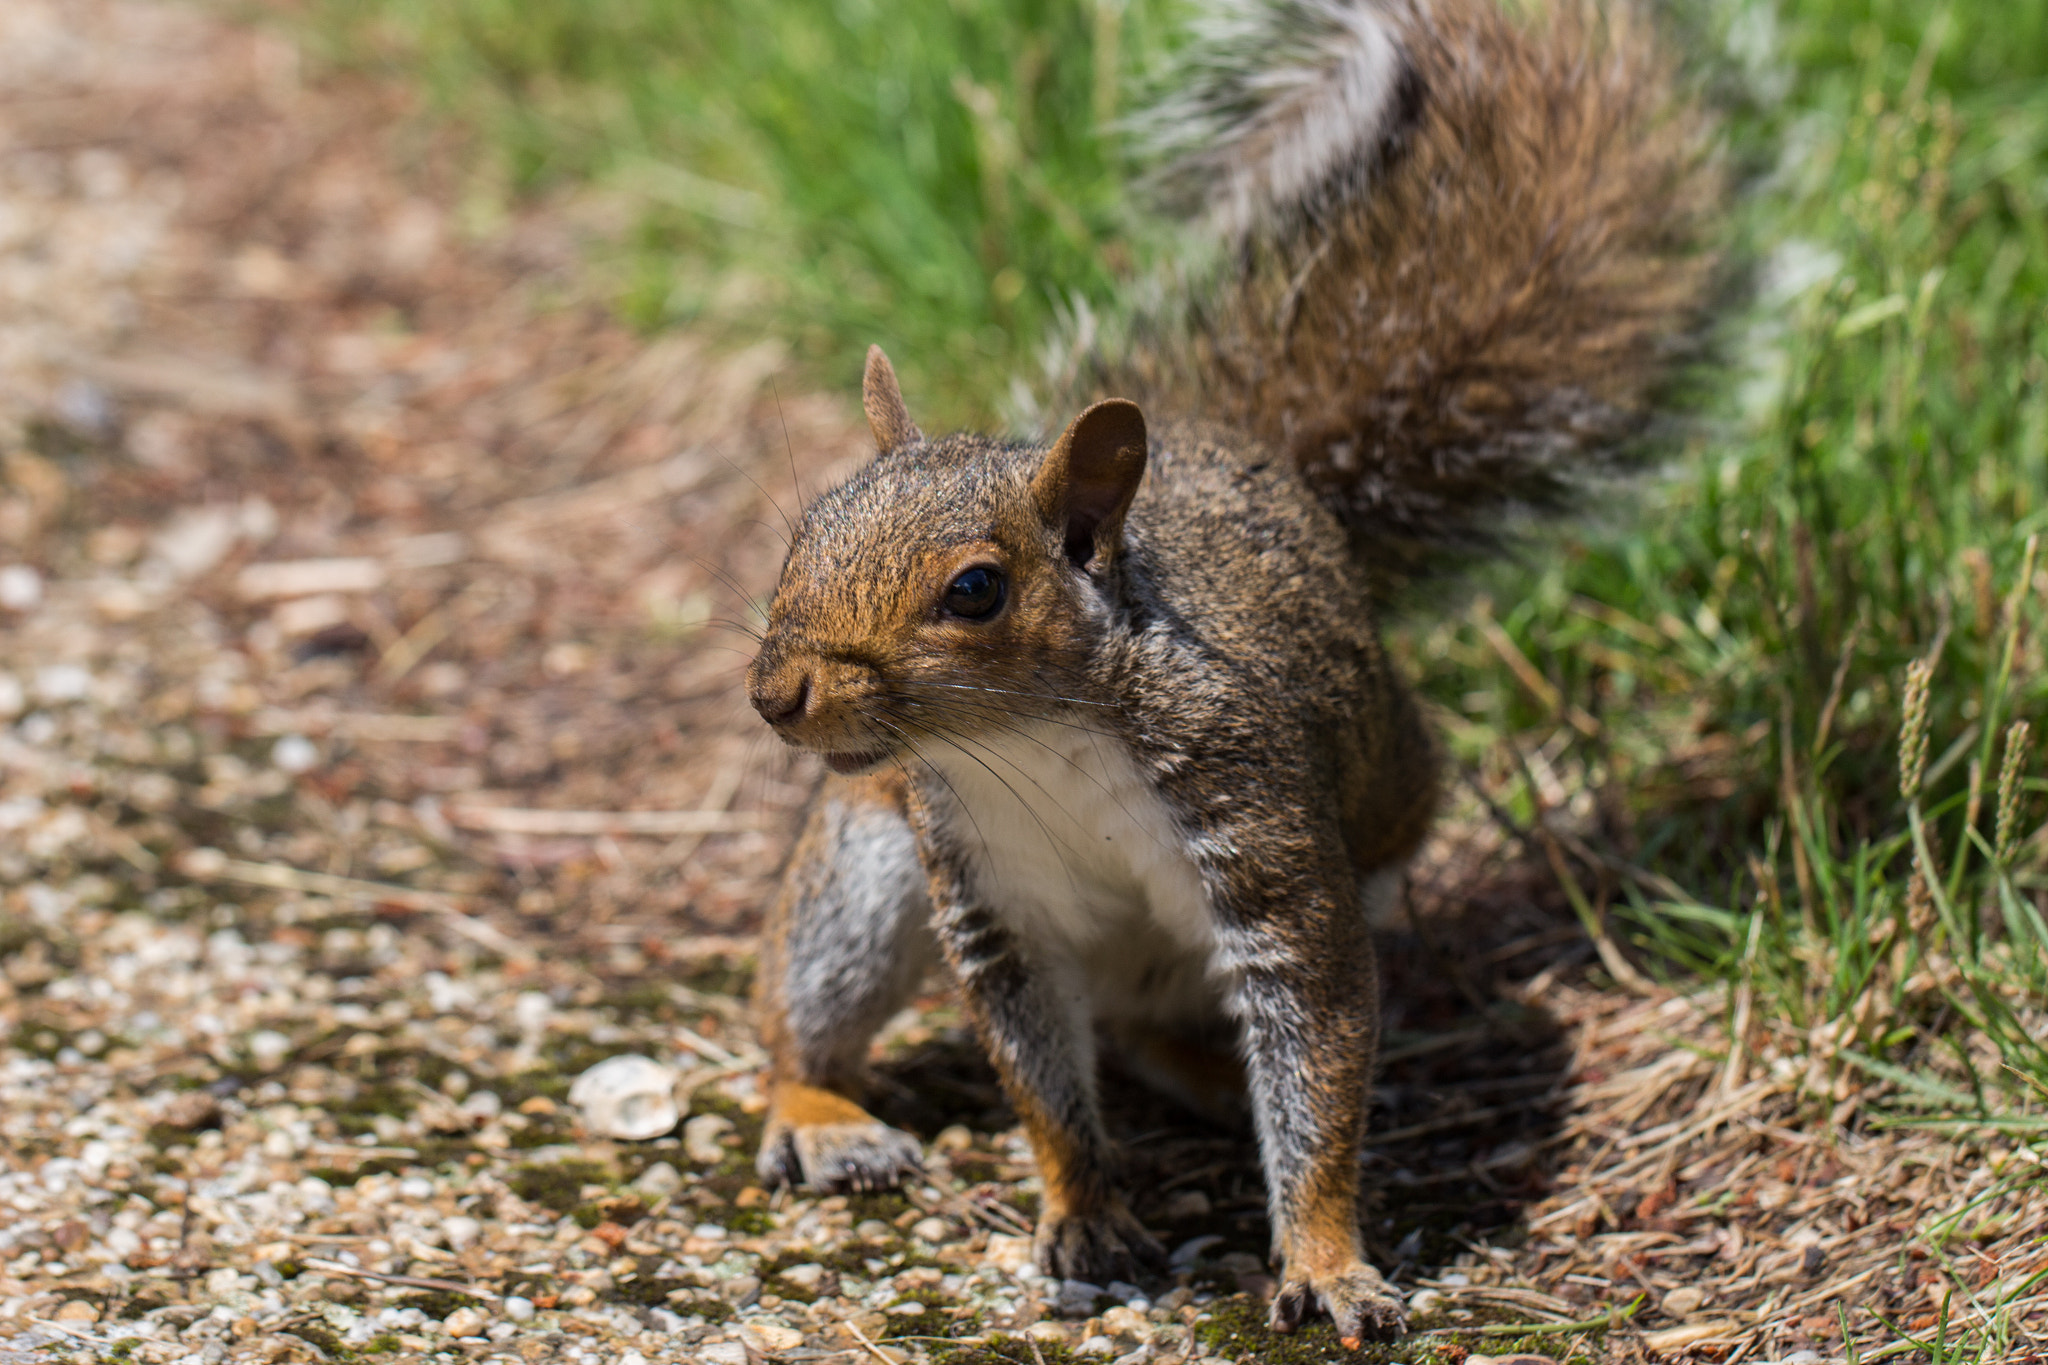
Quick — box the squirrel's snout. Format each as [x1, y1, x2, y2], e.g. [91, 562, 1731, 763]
[749, 671, 811, 727]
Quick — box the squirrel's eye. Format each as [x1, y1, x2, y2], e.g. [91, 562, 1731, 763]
[943, 566, 1005, 620]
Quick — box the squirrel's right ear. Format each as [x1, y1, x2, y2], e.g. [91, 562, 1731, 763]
[862, 345, 923, 452]
[1032, 399, 1148, 571]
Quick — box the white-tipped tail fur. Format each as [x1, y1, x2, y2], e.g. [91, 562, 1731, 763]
[1145, 0, 1416, 242]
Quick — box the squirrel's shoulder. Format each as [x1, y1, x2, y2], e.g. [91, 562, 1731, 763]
[1130, 419, 1355, 571]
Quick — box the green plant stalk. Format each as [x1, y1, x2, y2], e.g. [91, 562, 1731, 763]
[1949, 533, 2040, 910]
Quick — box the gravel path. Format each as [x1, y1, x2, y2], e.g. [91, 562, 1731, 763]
[3, 5, 2042, 1365]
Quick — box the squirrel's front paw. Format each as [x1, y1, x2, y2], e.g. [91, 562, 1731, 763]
[1269, 1260, 1406, 1348]
[756, 1118, 923, 1193]
[1033, 1202, 1165, 1285]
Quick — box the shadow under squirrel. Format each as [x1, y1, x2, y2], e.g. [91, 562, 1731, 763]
[743, 0, 1720, 1344]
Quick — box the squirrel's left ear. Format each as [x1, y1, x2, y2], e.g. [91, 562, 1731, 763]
[862, 345, 923, 451]
[1032, 399, 1148, 570]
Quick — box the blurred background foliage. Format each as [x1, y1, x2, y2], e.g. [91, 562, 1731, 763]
[294, 0, 2048, 1120]
[301, 0, 1196, 430]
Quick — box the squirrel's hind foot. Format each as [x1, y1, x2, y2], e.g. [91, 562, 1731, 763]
[756, 1116, 924, 1193]
[1269, 1261, 1407, 1348]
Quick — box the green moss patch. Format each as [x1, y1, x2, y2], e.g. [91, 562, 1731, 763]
[930, 1336, 1081, 1365]
[1193, 1294, 1404, 1365]
[726, 1206, 774, 1236]
[510, 1157, 613, 1213]
[393, 1289, 487, 1318]
[845, 1189, 914, 1224]
[879, 1299, 974, 1343]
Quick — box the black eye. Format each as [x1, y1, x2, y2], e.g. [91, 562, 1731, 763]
[943, 566, 1005, 620]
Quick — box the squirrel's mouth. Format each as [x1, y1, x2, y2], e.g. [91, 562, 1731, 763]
[821, 750, 891, 776]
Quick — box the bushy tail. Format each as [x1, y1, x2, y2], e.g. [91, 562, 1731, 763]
[1045, 0, 1722, 585]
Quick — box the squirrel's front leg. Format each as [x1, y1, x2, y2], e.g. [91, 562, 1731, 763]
[755, 774, 936, 1193]
[916, 839, 1163, 1283]
[1222, 863, 1407, 1347]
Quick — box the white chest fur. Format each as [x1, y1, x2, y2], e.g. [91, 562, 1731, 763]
[921, 720, 1220, 1019]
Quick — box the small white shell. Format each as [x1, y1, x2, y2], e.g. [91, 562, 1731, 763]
[568, 1054, 681, 1140]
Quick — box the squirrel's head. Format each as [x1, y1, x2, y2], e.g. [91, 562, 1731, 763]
[746, 345, 1147, 775]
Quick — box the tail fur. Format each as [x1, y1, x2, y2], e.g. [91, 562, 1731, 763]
[1047, 0, 1722, 584]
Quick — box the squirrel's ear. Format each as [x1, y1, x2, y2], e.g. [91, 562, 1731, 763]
[1032, 399, 1148, 570]
[862, 345, 923, 451]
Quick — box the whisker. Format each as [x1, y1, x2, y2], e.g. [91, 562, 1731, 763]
[772, 377, 807, 516]
[899, 680, 1119, 710]
[893, 692, 1122, 743]
[689, 555, 773, 624]
[704, 618, 768, 644]
[713, 449, 795, 543]
[874, 717, 995, 875]
[694, 642, 766, 662]
[905, 702, 1172, 857]
[912, 722, 1085, 903]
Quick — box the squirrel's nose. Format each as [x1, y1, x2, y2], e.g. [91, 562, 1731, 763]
[750, 673, 812, 726]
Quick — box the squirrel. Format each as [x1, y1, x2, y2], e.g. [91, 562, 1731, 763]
[743, 0, 1717, 1346]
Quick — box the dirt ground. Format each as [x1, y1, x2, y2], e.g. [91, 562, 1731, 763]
[0, 4, 2042, 1365]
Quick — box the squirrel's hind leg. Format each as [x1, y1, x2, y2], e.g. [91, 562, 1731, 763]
[755, 772, 937, 1193]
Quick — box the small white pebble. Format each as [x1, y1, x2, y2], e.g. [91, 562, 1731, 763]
[442, 1306, 488, 1337]
[502, 1296, 536, 1322]
[778, 1263, 825, 1291]
[631, 1160, 681, 1198]
[513, 990, 553, 1033]
[683, 1112, 736, 1165]
[272, 733, 319, 773]
[399, 1176, 435, 1200]
[692, 1223, 728, 1241]
[697, 1345, 749, 1365]
[0, 565, 42, 612]
[0, 672, 22, 718]
[35, 663, 92, 703]
[1663, 1286, 1706, 1318]
[443, 1215, 482, 1252]
[1077, 1334, 1118, 1357]
[247, 1030, 292, 1070]
[618, 1352, 649, 1365]
[911, 1216, 954, 1244]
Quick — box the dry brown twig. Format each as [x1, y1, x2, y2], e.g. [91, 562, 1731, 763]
[299, 1257, 502, 1302]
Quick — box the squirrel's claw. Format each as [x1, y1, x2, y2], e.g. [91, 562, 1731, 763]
[756, 1118, 924, 1194]
[1033, 1202, 1166, 1285]
[1268, 1261, 1407, 1347]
